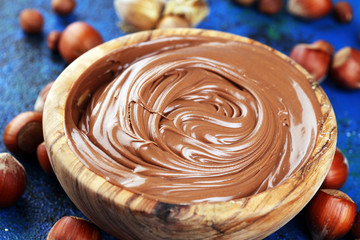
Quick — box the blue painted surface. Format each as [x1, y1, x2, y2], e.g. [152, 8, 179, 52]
[0, 0, 359, 239]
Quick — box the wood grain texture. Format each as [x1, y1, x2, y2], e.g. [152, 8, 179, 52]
[43, 28, 337, 240]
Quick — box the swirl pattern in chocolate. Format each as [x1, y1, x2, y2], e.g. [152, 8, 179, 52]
[65, 36, 322, 204]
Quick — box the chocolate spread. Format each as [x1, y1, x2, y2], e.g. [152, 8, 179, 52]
[64, 35, 323, 204]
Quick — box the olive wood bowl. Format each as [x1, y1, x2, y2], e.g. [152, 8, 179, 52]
[43, 28, 337, 240]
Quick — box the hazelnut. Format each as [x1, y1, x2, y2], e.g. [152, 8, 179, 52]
[3, 111, 43, 154]
[331, 47, 360, 89]
[37, 142, 54, 175]
[19, 9, 44, 34]
[333, 1, 353, 23]
[312, 39, 334, 55]
[289, 40, 333, 83]
[321, 148, 349, 189]
[162, 0, 209, 28]
[47, 31, 62, 52]
[51, 0, 76, 15]
[114, 0, 165, 31]
[156, 15, 191, 29]
[0, 153, 27, 208]
[258, 0, 284, 15]
[47, 216, 101, 240]
[351, 211, 360, 239]
[59, 21, 103, 63]
[306, 189, 357, 240]
[287, 0, 332, 20]
[233, 0, 256, 6]
[34, 81, 54, 112]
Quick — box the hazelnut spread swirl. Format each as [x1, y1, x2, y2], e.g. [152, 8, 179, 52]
[64, 35, 323, 204]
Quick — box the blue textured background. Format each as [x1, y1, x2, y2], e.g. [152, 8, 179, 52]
[0, 0, 359, 239]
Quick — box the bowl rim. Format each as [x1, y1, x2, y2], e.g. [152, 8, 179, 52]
[43, 28, 337, 239]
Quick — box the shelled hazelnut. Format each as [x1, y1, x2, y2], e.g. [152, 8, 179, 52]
[331, 47, 360, 89]
[58, 21, 103, 63]
[47, 216, 101, 240]
[19, 9, 44, 34]
[0, 153, 27, 208]
[287, 0, 332, 20]
[3, 111, 43, 154]
[333, 1, 353, 23]
[114, 0, 209, 32]
[306, 189, 357, 240]
[163, 0, 209, 27]
[321, 148, 349, 189]
[51, 0, 76, 15]
[114, 0, 165, 31]
[156, 15, 191, 29]
[289, 40, 333, 83]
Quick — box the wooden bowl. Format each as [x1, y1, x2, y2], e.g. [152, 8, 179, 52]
[43, 28, 337, 240]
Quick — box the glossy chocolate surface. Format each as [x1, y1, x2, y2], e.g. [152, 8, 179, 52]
[65, 36, 322, 204]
